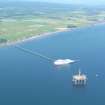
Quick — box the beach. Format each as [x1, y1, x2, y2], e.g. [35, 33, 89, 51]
[1, 21, 105, 47]
[0, 28, 70, 47]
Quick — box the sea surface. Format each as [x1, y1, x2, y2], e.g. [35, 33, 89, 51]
[0, 24, 105, 105]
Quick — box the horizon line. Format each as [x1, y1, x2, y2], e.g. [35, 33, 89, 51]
[0, 0, 105, 6]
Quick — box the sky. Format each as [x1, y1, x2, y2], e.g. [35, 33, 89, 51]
[1, 0, 105, 5]
[33, 0, 105, 5]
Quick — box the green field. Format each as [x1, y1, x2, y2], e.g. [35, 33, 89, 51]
[0, 2, 105, 44]
[0, 17, 90, 42]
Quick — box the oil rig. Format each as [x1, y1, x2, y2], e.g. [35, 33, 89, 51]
[72, 70, 87, 85]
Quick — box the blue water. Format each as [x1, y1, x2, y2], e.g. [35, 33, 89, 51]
[0, 24, 105, 105]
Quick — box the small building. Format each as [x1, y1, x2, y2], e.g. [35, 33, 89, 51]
[72, 70, 87, 85]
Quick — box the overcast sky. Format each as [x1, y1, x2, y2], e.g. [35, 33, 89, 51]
[1, 0, 105, 5]
[33, 0, 105, 5]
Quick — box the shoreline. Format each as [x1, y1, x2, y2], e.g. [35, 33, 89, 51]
[1, 21, 105, 47]
[0, 28, 70, 47]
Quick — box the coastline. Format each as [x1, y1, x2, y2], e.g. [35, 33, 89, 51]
[1, 21, 105, 47]
[0, 28, 70, 47]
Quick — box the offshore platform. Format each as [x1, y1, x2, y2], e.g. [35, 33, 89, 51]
[72, 70, 87, 85]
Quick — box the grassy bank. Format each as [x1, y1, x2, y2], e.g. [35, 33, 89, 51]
[0, 2, 105, 44]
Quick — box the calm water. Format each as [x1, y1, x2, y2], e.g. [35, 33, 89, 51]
[0, 24, 105, 105]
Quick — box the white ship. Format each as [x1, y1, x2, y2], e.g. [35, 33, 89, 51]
[54, 59, 75, 66]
